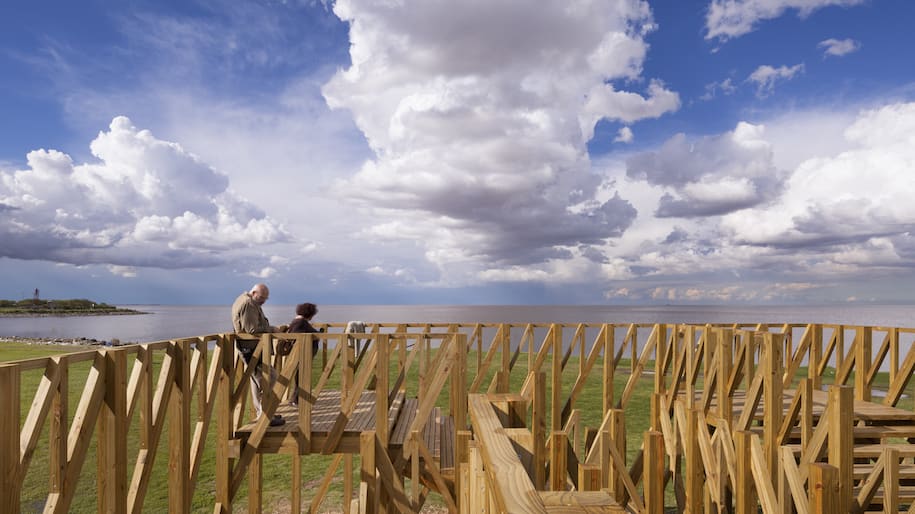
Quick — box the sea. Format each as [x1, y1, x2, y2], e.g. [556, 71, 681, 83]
[1, 303, 914, 345]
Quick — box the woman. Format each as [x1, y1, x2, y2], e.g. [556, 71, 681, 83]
[283, 302, 321, 406]
[286, 302, 321, 356]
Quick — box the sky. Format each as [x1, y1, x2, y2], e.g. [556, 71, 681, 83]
[1, 0, 915, 306]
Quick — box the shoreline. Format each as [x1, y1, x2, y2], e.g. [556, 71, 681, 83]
[0, 335, 134, 346]
[0, 310, 147, 318]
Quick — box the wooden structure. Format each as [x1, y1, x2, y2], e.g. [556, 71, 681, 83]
[3, 322, 915, 512]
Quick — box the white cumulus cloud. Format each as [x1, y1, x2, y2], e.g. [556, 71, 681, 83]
[0, 117, 288, 269]
[722, 102, 915, 270]
[322, 0, 667, 278]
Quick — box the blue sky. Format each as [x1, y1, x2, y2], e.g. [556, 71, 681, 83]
[2, 0, 915, 305]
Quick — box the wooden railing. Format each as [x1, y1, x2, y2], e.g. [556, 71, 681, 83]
[3, 322, 915, 512]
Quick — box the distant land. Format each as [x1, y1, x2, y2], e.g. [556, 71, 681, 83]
[0, 298, 145, 317]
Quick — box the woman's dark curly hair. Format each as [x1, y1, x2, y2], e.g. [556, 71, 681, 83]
[295, 302, 318, 319]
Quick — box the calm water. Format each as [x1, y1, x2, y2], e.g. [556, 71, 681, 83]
[0, 303, 913, 344]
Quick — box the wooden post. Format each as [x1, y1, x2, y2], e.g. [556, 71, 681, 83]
[502, 324, 513, 393]
[344, 454, 353, 514]
[651, 393, 662, 432]
[603, 324, 615, 414]
[0, 365, 20, 514]
[169, 340, 191, 513]
[764, 333, 783, 484]
[457, 430, 471, 512]
[686, 325, 695, 405]
[835, 326, 845, 381]
[551, 324, 562, 432]
[300, 332, 313, 453]
[550, 431, 568, 491]
[810, 325, 823, 390]
[800, 378, 813, 452]
[98, 349, 127, 514]
[360, 431, 377, 514]
[735, 431, 756, 514]
[744, 332, 756, 392]
[376, 334, 389, 446]
[653, 324, 666, 396]
[827, 385, 853, 511]
[685, 405, 702, 514]
[248, 454, 262, 514]
[215, 337, 233, 513]
[410, 431, 420, 510]
[889, 327, 899, 387]
[50, 356, 68, 507]
[531, 370, 546, 489]
[717, 328, 733, 428]
[452, 335, 467, 506]
[644, 430, 665, 514]
[855, 326, 872, 402]
[884, 447, 899, 514]
[808, 463, 837, 514]
[608, 409, 625, 502]
[291, 455, 302, 514]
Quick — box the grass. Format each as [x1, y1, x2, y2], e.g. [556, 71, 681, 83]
[6, 338, 913, 513]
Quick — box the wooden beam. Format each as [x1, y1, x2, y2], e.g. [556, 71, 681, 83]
[467, 394, 547, 513]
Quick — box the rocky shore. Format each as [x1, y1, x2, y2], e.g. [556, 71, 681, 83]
[0, 335, 132, 346]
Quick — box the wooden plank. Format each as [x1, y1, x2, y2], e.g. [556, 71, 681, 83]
[780, 447, 809, 514]
[749, 434, 779, 514]
[19, 357, 61, 475]
[467, 394, 547, 513]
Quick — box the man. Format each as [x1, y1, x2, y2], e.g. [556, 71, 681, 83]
[232, 283, 284, 426]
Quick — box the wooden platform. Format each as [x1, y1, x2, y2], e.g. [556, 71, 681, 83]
[235, 390, 456, 472]
[702, 388, 915, 427]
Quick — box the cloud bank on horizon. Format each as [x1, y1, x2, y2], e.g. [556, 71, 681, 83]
[1, 0, 914, 305]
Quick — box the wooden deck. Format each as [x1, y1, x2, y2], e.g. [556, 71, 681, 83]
[234, 390, 456, 472]
[702, 388, 915, 427]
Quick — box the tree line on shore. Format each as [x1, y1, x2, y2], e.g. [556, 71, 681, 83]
[0, 298, 140, 315]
